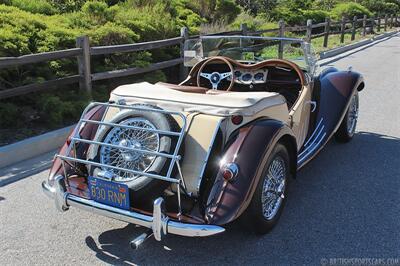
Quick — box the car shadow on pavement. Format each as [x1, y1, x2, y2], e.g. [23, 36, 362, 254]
[85, 131, 400, 265]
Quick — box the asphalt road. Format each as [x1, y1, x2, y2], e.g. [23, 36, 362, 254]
[1, 34, 399, 266]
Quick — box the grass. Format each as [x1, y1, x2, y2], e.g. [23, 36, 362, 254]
[312, 31, 374, 54]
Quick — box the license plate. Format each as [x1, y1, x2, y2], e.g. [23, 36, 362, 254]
[88, 176, 130, 210]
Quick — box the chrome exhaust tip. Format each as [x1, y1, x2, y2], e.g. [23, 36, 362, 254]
[130, 229, 153, 250]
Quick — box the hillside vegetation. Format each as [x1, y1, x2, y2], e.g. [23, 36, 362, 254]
[0, 0, 399, 145]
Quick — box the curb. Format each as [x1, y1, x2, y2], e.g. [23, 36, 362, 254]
[0, 125, 74, 169]
[319, 30, 399, 59]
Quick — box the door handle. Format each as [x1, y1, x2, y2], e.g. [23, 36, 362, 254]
[306, 101, 317, 112]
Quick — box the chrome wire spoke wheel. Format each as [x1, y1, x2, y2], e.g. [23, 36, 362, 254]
[100, 117, 160, 182]
[346, 92, 359, 135]
[261, 156, 286, 220]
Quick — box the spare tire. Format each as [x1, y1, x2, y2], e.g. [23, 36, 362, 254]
[90, 104, 180, 202]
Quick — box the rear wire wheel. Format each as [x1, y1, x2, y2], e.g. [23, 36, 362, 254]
[242, 144, 291, 234]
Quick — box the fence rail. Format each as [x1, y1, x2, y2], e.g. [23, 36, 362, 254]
[0, 13, 398, 100]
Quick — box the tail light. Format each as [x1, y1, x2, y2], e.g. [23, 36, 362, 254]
[222, 163, 239, 181]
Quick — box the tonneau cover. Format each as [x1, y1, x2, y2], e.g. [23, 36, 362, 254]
[110, 82, 286, 116]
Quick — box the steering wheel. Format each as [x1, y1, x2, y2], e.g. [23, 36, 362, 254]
[197, 56, 235, 91]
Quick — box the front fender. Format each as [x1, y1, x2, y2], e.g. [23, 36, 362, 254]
[205, 119, 296, 225]
[318, 70, 364, 137]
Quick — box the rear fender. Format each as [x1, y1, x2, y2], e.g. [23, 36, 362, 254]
[204, 119, 296, 225]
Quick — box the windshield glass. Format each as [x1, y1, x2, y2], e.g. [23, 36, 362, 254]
[184, 36, 314, 72]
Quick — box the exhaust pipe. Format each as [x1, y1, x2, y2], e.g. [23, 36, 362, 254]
[130, 229, 153, 250]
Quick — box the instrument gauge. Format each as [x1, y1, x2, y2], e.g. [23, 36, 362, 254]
[241, 73, 252, 82]
[254, 72, 264, 81]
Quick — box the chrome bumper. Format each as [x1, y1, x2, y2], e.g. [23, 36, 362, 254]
[42, 176, 224, 241]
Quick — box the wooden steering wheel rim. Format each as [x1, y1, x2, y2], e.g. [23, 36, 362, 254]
[196, 56, 235, 91]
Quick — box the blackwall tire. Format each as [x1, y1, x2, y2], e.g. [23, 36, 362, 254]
[335, 91, 359, 143]
[241, 143, 291, 235]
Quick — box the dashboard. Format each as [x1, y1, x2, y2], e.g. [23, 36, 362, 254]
[228, 68, 268, 85]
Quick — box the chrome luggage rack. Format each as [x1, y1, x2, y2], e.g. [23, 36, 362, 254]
[56, 101, 188, 215]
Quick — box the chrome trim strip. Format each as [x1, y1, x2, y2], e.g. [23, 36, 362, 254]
[303, 118, 323, 147]
[196, 120, 222, 196]
[41, 179, 225, 239]
[298, 132, 326, 165]
[298, 124, 325, 158]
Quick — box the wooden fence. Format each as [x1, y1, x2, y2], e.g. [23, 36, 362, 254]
[0, 13, 398, 100]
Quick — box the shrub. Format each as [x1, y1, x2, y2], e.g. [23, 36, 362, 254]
[50, 0, 87, 13]
[88, 22, 139, 46]
[302, 10, 330, 23]
[115, 2, 179, 41]
[230, 12, 276, 32]
[360, 0, 400, 15]
[9, 0, 56, 15]
[213, 0, 241, 24]
[81, 0, 115, 25]
[0, 103, 20, 127]
[331, 3, 373, 20]
[271, 6, 305, 25]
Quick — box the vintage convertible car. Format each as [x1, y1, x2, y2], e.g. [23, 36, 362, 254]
[42, 36, 364, 248]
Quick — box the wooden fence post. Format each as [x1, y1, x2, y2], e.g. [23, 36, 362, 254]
[240, 23, 248, 35]
[305, 19, 313, 43]
[384, 14, 388, 31]
[351, 16, 357, 41]
[390, 14, 393, 28]
[362, 15, 367, 36]
[323, 17, 331, 48]
[370, 17, 374, 33]
[76, 36, 92, 97]
[278, 20, 285, 59]
[179, 27, 189, 81]
[377, 16, 381, 32]
[340, 16, 346, 43]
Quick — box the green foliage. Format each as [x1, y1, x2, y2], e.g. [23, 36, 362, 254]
[82, 0, 115, 24]
[213, 0, 241, 24]
[235, 0, 278, 15]
[88, 22, 139, 45]
[0, 103, 20, 127]
[8, 0, 56, 15]
[331, 2, 373, 19]
[302, 9, 330, 23]
[271, 6, 306, 25]
[360, 0, 400, 15]
[50, 0, 87, 12]
[230, 12, 276, 31]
